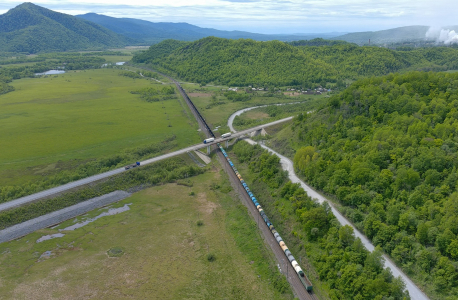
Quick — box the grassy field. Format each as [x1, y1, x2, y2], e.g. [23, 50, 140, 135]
[0, 168, 292, 299]
[0, 68, 201, 186]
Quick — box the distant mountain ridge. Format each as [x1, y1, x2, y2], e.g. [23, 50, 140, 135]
[0, 2, 131, 53]
[334, 25, 458, 45]
[76, 13, 346, 44]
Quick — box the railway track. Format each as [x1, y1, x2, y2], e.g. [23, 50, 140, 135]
[218, 150, 315, 300]
[161, 71, 316, 300]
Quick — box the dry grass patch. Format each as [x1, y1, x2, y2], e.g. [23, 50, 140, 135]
[0, 171, 287, 300]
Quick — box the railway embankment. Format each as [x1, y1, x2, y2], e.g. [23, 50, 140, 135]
[0, 191, 131, 244]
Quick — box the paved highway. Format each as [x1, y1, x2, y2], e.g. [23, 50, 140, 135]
[0, 118, 292, 213]
[228, 107, 430, 300]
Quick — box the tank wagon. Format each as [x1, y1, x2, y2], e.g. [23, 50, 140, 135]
[217, 143, 313, 292]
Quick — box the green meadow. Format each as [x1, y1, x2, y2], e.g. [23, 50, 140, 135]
[0, 169, 292, 299]
[0, 68, 200, 186]
[183, 83, 326, 134]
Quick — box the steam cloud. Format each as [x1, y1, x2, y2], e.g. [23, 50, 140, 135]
[426, 27, 458, 45]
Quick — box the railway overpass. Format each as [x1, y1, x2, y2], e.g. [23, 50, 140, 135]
[0, 117, 292, 213]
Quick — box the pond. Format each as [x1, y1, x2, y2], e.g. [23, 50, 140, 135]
[35, 70, 65, 76]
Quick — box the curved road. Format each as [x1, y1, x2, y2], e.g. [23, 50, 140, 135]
[227, 102, 302, 132]
[228, 107, 429, 300]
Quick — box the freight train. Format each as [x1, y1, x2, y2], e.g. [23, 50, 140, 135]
[217, 143, 313, 291]
[170, 73, 313, 292]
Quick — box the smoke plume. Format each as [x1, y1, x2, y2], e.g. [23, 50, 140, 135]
[426, 27, 458, 45]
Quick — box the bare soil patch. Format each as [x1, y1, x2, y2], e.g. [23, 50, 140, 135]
[197, 192, 219, 214]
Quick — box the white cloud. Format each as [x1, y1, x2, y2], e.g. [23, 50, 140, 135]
[1, 0, 457, 34]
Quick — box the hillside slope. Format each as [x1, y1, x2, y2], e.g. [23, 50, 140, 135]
[272, 71, 458, 299]
[0, 3, 131, 53]
[135, 37, 338, 86]
[133, 37, 458, 86]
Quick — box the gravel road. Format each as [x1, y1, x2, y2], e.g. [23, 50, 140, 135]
[0, 191, 131, 244]
[228, 107, 430, 300]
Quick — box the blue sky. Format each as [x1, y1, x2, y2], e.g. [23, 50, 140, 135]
[1, 0, 457, 34]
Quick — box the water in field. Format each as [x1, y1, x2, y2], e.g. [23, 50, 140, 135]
[35, 70, 65, 76]
[59, 203, 132, 231]
[35, 204, 131, 243]
[36, 233, 65, 243]
[39, 250, 52, 259]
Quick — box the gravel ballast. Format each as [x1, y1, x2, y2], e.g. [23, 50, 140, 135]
[0, 190, 131, 244]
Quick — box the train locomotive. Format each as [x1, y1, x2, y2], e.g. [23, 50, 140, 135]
[217, 143, 313, 291]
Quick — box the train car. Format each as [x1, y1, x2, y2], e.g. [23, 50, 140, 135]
[221, 132, 232, 138]
[203, 137, 215, 144]
[279, 241, 288, 252]
[217, 143, 313, 292]
[298, 272, 313, 291]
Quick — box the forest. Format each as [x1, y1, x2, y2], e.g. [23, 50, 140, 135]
[232, 141, 410, 300]
[132, 37, 458, 87]
[287, 71, 458, 299]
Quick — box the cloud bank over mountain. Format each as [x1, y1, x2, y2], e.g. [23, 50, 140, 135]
[0, 0, 457, 34]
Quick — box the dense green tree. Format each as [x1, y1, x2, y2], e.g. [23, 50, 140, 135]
[133, 37, 458, 87]
[232, 141, 410, 300]
[283, 71, 458, 298]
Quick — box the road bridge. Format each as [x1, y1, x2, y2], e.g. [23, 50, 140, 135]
[0, 117, 292, 213]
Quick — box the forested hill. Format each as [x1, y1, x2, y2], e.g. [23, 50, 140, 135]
[133, 37, 458, 86]
[0, 3, 131, 53]
[132, 39, 189, 63]
[76, 12, 344, 44]
[282, 71, 458, 299]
